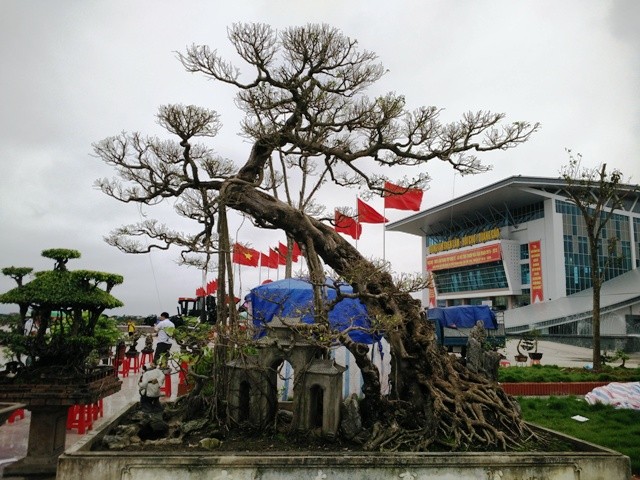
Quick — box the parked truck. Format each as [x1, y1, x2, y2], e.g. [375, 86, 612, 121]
[427, 305, 505, 357]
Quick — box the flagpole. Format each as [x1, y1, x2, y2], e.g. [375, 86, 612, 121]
[355, 194, 359, 251]
[383, 202, 387, 263]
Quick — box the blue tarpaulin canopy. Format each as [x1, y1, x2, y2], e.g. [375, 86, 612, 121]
[427, 305, 497, 329]
[248, 278, 380, 344]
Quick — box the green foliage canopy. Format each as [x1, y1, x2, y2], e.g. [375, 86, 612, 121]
[0, 249, 124, 371]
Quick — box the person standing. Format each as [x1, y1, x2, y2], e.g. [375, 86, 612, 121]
[127, 319, 136, 337]
[153, 312, 174, 365]
[138, 362, 165, 411]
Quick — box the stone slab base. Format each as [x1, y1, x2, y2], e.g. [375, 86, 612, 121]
[57, 403, 631, 480]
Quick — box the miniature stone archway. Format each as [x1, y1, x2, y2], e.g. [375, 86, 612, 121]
[227, 317, 346, 437]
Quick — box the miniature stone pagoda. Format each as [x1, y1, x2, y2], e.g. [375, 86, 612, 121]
[227, 317, 346, 437]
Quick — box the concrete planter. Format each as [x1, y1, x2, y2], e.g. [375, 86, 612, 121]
[57, 403, 631, 480]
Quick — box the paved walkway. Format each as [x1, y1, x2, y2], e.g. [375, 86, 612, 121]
[1, 339, 639, 478]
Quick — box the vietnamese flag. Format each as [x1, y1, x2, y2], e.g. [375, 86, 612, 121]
[383, 181, 423, 211]
[334, 210, 362, 240]
[357, 198, 388, 224]
[232, 243, 260, 267]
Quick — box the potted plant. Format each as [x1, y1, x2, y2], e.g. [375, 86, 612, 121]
[0, 248, 124, 476]
[520, 330, 543, 364]
[514, 338, 529, 364]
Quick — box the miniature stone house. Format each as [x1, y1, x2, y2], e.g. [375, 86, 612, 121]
[227, 317, 346, 437]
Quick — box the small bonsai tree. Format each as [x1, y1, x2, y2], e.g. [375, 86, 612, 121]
[0, 248, 124, 374]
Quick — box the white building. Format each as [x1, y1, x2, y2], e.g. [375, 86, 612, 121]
[386, 176, 640, 350]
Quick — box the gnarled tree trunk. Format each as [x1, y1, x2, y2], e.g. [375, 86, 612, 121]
[222, 178, 534, 452]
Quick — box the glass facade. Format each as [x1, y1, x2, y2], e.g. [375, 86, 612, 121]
[514, 288, 531, 308]
[433, 261, 508, 293]
[635, 218, 640, 268]
[520, 263, 530, 285]
[426, 201, 544, 247]
[556, 200, 632, 295]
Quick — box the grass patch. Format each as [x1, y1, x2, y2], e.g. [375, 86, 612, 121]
[519, 396, 640, 474]
[499, 364, 640, 383]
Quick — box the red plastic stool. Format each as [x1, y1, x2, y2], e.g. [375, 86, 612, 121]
[125, 353, 140, 374]
[7, 408, 25, 423]
[117, 356, 130, 377]
[160, 372, 172, 397]
[140, 350, 153, 368]
[91, 399, 104, 421]
[67, 404, 93, 434]
[178, 361, 189, 385]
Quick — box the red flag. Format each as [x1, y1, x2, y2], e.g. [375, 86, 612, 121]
[272, 247, 286, 265]
[278, 241, 301, 262]
[260, 252, 278, 269]
[195, 287, 206, 297]
[206, 279, 218, 294]
[292, 242, 302, 260]
[334, 210, 362, 240]
[232, 243, 260, 267]
[357, 198, 388, 224]
[269, 248, 282, 266]
[383, 181, 423, 211]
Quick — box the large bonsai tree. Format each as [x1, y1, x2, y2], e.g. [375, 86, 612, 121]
[95, 23, 539, 451]
[0, 248, 124, 371]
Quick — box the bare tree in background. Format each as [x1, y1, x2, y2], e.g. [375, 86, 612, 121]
[95, 23, 540, 451]
[560, 151, 635, 371]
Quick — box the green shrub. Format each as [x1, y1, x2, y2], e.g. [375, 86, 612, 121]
[499, 365, 640, 383]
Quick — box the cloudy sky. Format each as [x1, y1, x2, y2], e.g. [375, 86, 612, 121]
[1, 1, 638, 316]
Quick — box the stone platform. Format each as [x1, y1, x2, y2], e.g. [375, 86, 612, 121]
[55, 403, 630, 480]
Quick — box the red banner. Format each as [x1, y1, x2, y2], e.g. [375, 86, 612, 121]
[426, 244, 502, 271]
[529, 240, 544, 303]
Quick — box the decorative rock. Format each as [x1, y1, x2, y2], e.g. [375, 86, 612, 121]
[199, 437, 222, 449]
[340, 393, 362, 440]
[114, 424, 139, 437]
[102, 434, 131, 450]
[181, 418, 208, 435]
[277, 409, 293, 424]
[138, 412, 169, 440]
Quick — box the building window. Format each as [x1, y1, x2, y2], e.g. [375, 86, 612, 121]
[520, 243, 529, 260]
[432, 261, 508, 294]
[635, 218, 640, 268]
[515, 288, 530, 307]
[549, 322, 578, 335]
[556, 200, 632, 295]
[520, 263, 530, 285]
